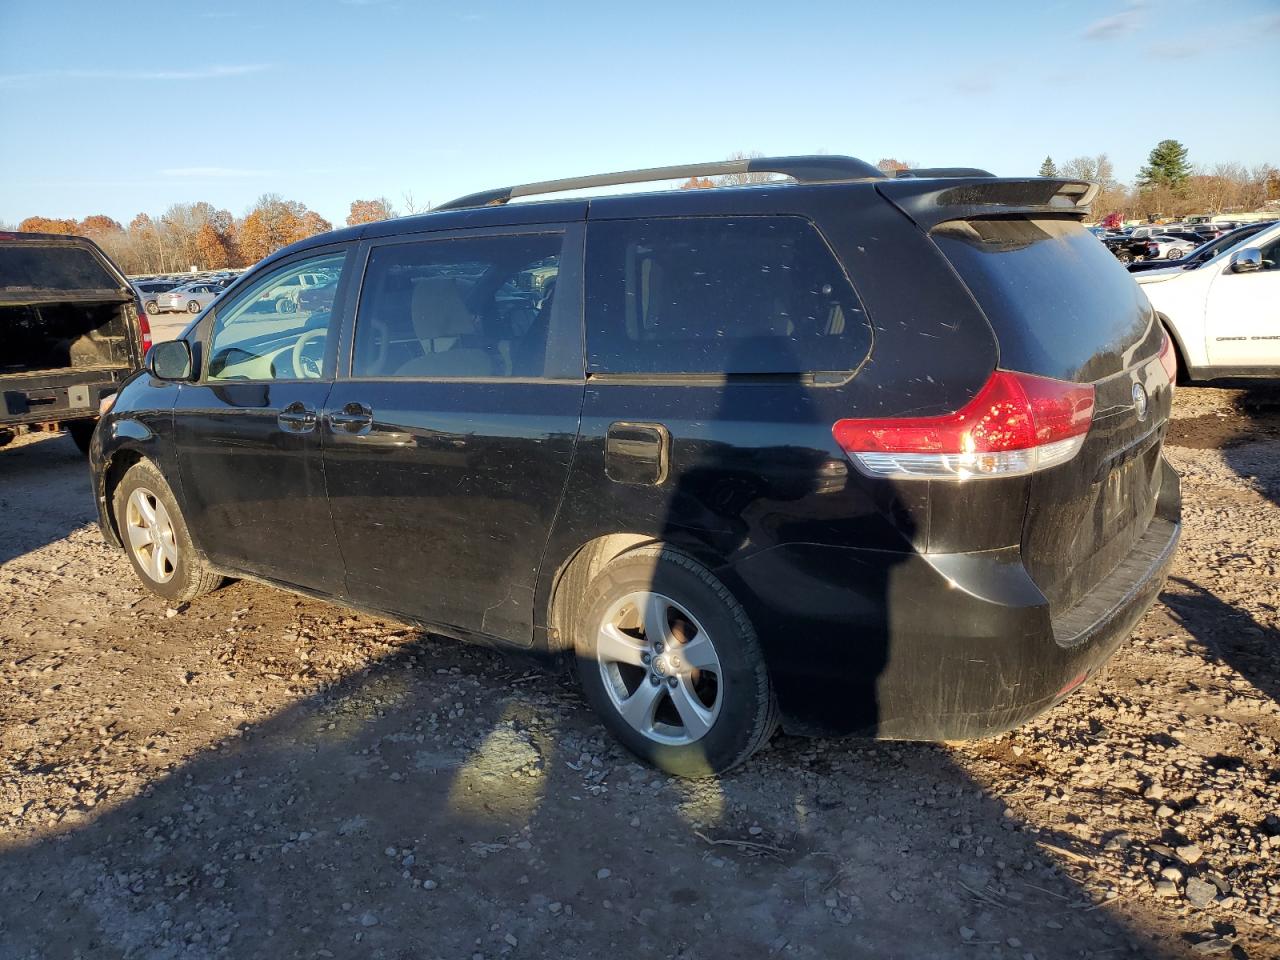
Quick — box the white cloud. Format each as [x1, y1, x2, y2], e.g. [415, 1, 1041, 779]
[0, 64, 270, 87]
[160, 167, 274, 178]
[1081, 1, 1146, 41]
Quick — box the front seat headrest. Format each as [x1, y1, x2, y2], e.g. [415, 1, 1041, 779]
[410, 277, 477, 341]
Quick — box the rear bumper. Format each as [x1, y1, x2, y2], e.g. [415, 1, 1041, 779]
[1, 370, 125, 430]
[724, 458, 1181, 740]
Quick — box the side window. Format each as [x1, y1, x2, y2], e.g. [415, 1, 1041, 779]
[205, 252, 347, 382]
[352, 233, 563, 378]
[586, 216, 871, 376]
[1257, 235, 1280, 270]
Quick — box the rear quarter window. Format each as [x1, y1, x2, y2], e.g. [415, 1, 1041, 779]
[585, 216, 870, 376]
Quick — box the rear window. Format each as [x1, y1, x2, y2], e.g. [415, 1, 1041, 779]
[931, 218, 1152, 381]
[586, 216, 870, 376]
[0, 243, 120, 293]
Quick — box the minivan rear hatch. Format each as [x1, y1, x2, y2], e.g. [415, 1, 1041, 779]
[877, 178, 1170, 619]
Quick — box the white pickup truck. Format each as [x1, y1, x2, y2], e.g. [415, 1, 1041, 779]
[1136, 221, 1280, 381]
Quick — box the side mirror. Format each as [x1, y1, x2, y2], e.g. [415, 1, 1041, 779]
[1231, 248, 1263, 274]
[146, 339, 193, 381]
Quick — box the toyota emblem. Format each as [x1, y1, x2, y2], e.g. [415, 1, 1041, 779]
[1132, 382, 1149, 422]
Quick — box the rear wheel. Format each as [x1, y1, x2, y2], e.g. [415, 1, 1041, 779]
[187, 300, 201, 313]
[113, 460, 223, 603]
[572, 546, 777, 777]
[66, 420, 96, 455]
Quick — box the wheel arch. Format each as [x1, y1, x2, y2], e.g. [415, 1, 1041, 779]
[542, 533, 735, 654]
[101, 448, 148, 546]
[1157, 311, 1193, 384]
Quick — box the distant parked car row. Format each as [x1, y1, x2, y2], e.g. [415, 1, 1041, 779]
[132, 272, 240, 314]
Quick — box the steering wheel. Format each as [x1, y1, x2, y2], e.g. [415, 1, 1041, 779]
[291, 327, 327, 379]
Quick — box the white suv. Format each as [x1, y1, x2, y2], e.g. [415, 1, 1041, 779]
[1136, 222, 1280, 381]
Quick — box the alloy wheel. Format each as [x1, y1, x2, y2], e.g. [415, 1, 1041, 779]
[125, 487, 178, 584]
[595, 591, 723, 745]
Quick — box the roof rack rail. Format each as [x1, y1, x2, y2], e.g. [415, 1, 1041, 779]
[435, 155, 885, 211]
[890, 167, 996, 179]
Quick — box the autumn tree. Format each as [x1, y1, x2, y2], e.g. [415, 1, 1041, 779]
[296, 210, 332, 241]
[18, 216, 78, 234]
[679, 176, 715, 189]
[1139, 139, 1191, 189]
[876, 158, 912, 173]
[195, 223, 234, 269]
[237, 195, 331, 264]
[1038, 156, 1058, 177]
[78, 215, 123, 237]
[346, 198, 397, 225]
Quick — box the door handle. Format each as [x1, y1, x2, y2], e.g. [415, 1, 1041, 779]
[277, 401, 317, 433]
[327, 401, 374, 434]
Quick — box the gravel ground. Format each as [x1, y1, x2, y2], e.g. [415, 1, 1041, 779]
[1, 387, 1279, 959]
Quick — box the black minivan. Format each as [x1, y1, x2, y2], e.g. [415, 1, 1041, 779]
[90, 156, 1180, 776]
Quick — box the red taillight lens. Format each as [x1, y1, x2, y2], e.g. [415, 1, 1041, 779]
[833, 370, 1095, 480]
[1157, 332, 1177, 387]
[137, 306, 153, 354]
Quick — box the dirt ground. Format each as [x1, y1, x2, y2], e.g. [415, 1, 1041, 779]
[1, 386, 1279, 960]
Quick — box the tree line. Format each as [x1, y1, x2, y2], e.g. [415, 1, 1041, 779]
[11, 141, 1279, 275]
[1035, 140, 1278, 222]
[13, 195, 406, 276]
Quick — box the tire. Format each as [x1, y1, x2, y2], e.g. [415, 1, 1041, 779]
[66, 420, 96, 455]
[112, 460, 223, 604]
[145, 301, 159, 315]
[275, 297, 297, 314]
[187, 300, 201, 314]
[572, 545, 777, 777]
[0, 430, 13, 449]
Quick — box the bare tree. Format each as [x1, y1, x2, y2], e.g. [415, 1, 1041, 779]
[714, 151, 776, 187]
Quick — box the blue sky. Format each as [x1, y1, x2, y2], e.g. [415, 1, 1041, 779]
[1, 0, 1278, 227]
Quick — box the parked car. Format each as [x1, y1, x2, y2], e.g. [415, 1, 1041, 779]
[1137, 221, 1280, 381]
[133, 279, 180, 314]
[1145, 235, 1199, 260]
[1, 231, 150, 453]
[1127, 222, 1272, 273]
[258, 271, 330, 313]
[91, 156, 1180, 775]
[1102, 233, 1149, 263]
[156, 281, 222, 314]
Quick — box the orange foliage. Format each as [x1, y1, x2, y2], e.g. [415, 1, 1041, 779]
[18, 216, 78, 235]
[346, 198, 395, 225]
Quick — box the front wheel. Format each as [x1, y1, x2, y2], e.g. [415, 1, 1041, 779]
[187, 300, 201, 313]
[573, 546, 777, 777]
[145, 301, 159, 315]
[113, 460, 223, 603]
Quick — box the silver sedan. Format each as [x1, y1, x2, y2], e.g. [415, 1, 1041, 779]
[156, 282, 222, 314]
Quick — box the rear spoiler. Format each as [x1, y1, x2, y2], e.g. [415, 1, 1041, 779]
[876, 177, 1098, 229]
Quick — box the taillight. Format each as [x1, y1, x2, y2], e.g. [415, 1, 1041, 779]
[137, 306, 153, 354]
[1157, 332, 1177, 388]
[833, 370, 1095, 480]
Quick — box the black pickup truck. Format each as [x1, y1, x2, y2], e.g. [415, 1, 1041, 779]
[1, 232, 150, 452]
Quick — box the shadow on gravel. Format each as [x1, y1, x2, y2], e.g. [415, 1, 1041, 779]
[0, 629, 1184, 959]
[1164, 576, 1280, 708]
[0, 433, 96, 564]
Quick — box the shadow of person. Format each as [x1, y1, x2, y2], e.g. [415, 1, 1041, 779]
[1163, 575, 1280, 707]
